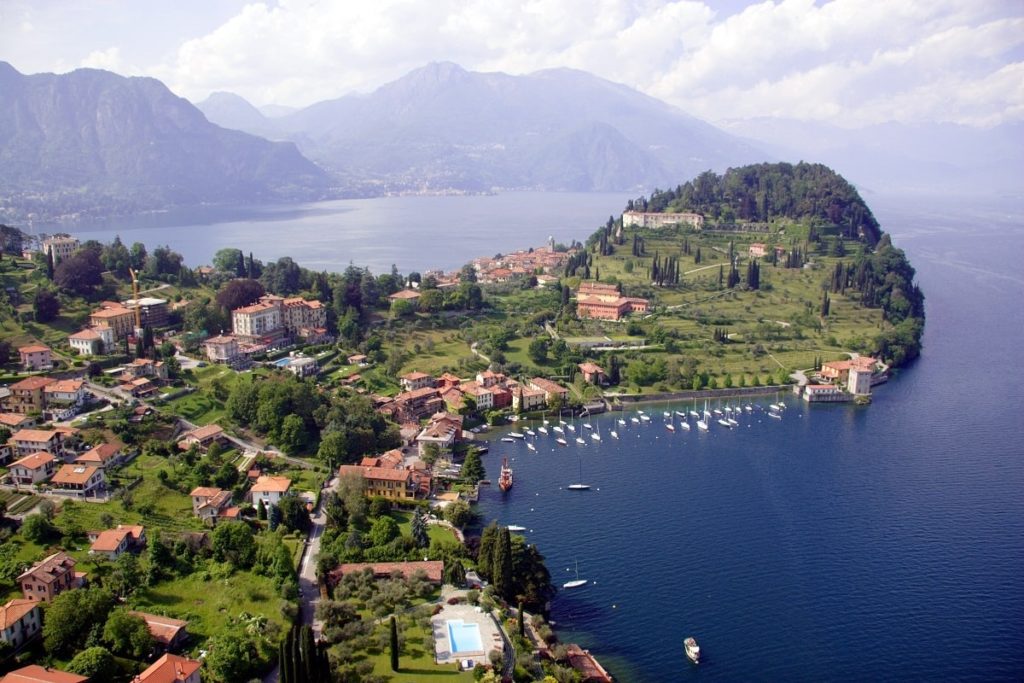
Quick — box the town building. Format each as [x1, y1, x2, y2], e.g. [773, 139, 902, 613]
[129, 612, 189, 653]
[459, 382, 494, 410]
[416, 412, 464, 457]
[75, 443, 123, 468]
[749, 243, 768, 258]
[513, 386, 546, 412]
[801, 384, 849, 402]
[337, 464, 414, 500]
[278, 353, 318, 378]
[529, 377, 569, 403]
[189, 487, 238, 524]
[17, 345, 52, 372]
[50, 464, 106, 496]
[176, 424, 225, 452]
[42, 379, 86, 421]
[0, 599, 42, 651]
[575, 282, 649, 321]
[848, 367, 872, 396]
[3, 376, 55, 415]
[132, 653, 202, 683]
[123, 297, 170, 328]
[68, 326, 114, 355]
[203, 335, 241, 365]
[8, 452, 56, 485]
[88, 525, 146, 560]
[250, 475, 291, 509]
[231, 300, 283, 345]
[400, 371, 435, 392]
[578, 362, 606, 385]
[378, 386, 445, 422]
[347, 354, 369, 366]
[10, 428, 77, 458]
[89, 302, 137, 340]
[327, 561, 443, 589]
[0, 413, 32, 431]
[231, 295, 328, 346]
[622, 210, 704, 229]
[41, 235, 80, 262]
[17, 552, 82, 602]
[1, 665, 87, 683]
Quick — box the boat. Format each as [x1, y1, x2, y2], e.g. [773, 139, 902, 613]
[509, 431, 525, 439]
[567, 423, 576, 432]
[506, 525, 527, 532]
[552, 425, 564, 434]
[679, 421, 691, 431]
[501, 437, 516, 443]
[640, 414, 651, 422]
[666, 422, 676, 432]
[610, 430, 619, 439]
[726, 418, 739, 427]
[745, 404, 754, 412]
[631, 416, 641, 424]
[769, 403, 781, 412]
[575, 436, 586, 445]
[567, 456, 590, 491]
[543, 419, 550, 425]
[617, 418, 626, 426]
[590, 427, 601, 441]
[713, 408, 723, 417]
[527, 443, 536, 451]
[559, 420, 567, 426]
[526, 429, 536, 437]
[556, 437, 568, 446]
[684, 636, 700, 664]
[675, 410, 687, 418]
[583, 423, 593, 430]
[717, 418, 732, 428]
[537, 426, 549, 435]
[768, 411, 783, 420]
[563, 559, 588, 589]
[498, 458, 513, 492]
[663, 411, 671, 419]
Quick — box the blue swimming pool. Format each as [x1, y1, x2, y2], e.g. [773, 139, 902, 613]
[447, 620, 483, 654]
[272, 357, 291, 367]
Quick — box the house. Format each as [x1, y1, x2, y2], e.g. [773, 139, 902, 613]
[280, 353, 318, 378]
[575, 281, 650, 321]
[123, 297, 169, 328]
[88, 525, 146, 560]
[129, 612, 189, 653]
[132, 653, 202, 683]
[400, 371, 434, 392]
[17, 552, 81, 602]
[820, 356, 878, 382]
[3, 376, 55, 415]
[50, 464, 106, 496]
[189, 487, 237, 523]
[437, 372, 462, 390]
[42, 379, 86, 421]
[338, 464, 414, 500]
[10, 428, 77, 458]
[120, 377, 157, 397]
[388, 289, 421, 302]
[0, 665, 87, 683]
[231, 300, 284, 345]
[89, 302, 136, 340]
[8, 452, 57, 485]
[749, 242, 768, 258]
[250, 475, 292, 508]
[203, 335, 241, 364]
[578, 362, 606, 385]
[801, 384, 849, 403]
[0, 599, 42, 651]
[327, 561, 444, 589]
[379, 386, 445, 422]
[512, 386, 546, 412]
[361, 449, 405, 469]
[440, 387, 465, 412]
[177, 424, 225, 452]
[75, 443, 123, 468]
[565, 644, 614, 683]
[68, 326, 114, 355]
[347, 354, 368, 366]
[123, 357, 168, 381]
[0, 413, 32, 431]
[416, 412, 464, 457]
[41, 234, 80, 261]
[18, 345, 52, 372]
[459, 382, 494, 411]
[280, 296, 328, 339]
[529, 377, 569, 404]
[621, 210, 704, 229]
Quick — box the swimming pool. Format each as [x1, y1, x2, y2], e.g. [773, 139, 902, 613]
[272, 357, 291, 367]
[446, 620, 483, 654]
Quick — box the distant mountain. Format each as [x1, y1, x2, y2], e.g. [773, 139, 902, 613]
[217, 62, 768, 193]
[259, 103, 299, 118]
[195, 91, 281, 139]
[0, 62, 330, 221]
[722, 118, 1024, 198]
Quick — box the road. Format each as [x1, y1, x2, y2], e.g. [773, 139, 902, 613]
[298, 475, 337, 635]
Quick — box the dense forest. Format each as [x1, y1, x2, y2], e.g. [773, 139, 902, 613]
[626, 162, 882, 245]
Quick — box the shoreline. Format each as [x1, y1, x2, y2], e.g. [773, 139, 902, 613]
[607, 384, 790, 405]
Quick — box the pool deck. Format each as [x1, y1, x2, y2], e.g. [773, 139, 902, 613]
[431, 603, 503, 666]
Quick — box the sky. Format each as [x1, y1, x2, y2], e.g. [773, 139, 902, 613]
[2, 0, 1022, 127]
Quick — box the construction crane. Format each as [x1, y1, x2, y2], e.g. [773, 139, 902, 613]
[128, 268, 143, 331]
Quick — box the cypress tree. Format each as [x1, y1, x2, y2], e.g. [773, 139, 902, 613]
[518, 601, 526, 639]
[478, 522, 498, 581]
[492, 527, 513, 601]
[389, 616, 399, 671]
[46, 251, 54, 280]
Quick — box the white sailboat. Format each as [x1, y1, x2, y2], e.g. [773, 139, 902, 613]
[697, 401, 710, 431]
[552, 424, 564, 434]
[679, 420, 691, 431]
[567, 456, 590, 490]
[630, 415, 641, 424]
[689, 399, 700, 419]
[563, 558, 588, 589]
[590, 422, 601, 441]
[537, 425, 549, 435]
[556, 437, 569, 446]
[665, 412, 676, 432]
[527, 442, 536, 451]
[610, 429, 619, 439]
[617, 418, 626, 426]
[526, 429, 536, 437]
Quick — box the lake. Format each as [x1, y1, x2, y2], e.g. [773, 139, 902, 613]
[59, 192, 631, 274]
[61, 189, 1024, 680]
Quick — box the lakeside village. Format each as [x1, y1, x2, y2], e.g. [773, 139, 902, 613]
[0, 184, 911, 683]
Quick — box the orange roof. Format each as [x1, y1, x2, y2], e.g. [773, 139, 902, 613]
[18, 345, 50, 354]
[51, 464, 100, 486]
[251, 475, 291, 493]
[10, 451, 55, 471]
[133, 653, 202, 683]
[338, 465, 411, 482]
[12, 429, 61, 443]
[128, 611, 188, 646]
[189, 486, 223, 498]
[69, 328, 103, 341]
[388, 289, 421, 300]
[529, 377, 567, 394]
[9, 376, 56, 392]
[90, 528, 132, 552]
[180, 424, 224, 442]
[44, 379, 84, 394]
[76, 443, 120, 464]
[578, 362, 604, 374]
[0, 599, 38, 630]
[233, 301, 277, 315]
[402, 371, 431, 380]
[90, 307, 133, 318]
[0, 665, 88, 683]
[0, 413, 30, 427]
[204, 335, 236, 345]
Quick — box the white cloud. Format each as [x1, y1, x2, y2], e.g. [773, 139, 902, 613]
[7, 0, 1021, 127]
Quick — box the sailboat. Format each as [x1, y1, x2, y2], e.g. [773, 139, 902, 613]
[537, 425, 549, 435]
[610, 429, 619, 439]
[665, 412, 676, 432]
[527, 442, 536, 451]
[689, 399, 700, 419]
[697, 401, 710, 431]
[590, 422, 601, 441]
[563, 559, 588, 589]
[567, 456, 590, 490]
[556, 436, 569, 446]
[617, 417, 626, 426]
[678, 419, 691, 431]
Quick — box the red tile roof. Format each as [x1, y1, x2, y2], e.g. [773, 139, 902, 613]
[133, 653, 201, 683]
[0, 599, 38, 630]
[10, 451, 55, 471]
[0, 665, 87, 683]
[128, 612, 188, 647]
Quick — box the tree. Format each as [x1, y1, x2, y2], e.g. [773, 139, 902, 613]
[411, 508, 429, 548]
[461, 449, 485, 484]
[103, 609, 154, 658]
[21, 514, 57, 544]
[390, 298, 416, 318]
[278, 495, 311, 533]
[280, 625, 330, 683]
[107, 552, 144, 598]
[368, 516, 400, 547]
[43, 587, 115, 655]
[67, 646, 118, 681]
[257, 499, 268, 521]
[492, 527, 513, 600]
[216, 278, 265, 312]
[130, 242, 147, 271]
[213, 247, 245, 274]
[211, 521, 257, 569]
[279, 413, 308, 454]
[527, 337, 549, 364]
[390, 615, 400, 671]
[33, 289, 61, 322]
[54, 248, 104, 295]
[477, 522, 499, 581]
[445, 499, 472, 528]
[206, 633, 259, 683]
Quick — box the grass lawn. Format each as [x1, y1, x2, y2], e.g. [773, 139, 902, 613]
[392, 510, 457, 545]
[163, 390, 226, 424]
[366, 619, 474, 682]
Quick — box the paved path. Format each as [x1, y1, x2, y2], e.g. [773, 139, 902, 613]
[299, 476, 337, 635]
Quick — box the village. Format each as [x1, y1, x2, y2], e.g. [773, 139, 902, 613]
[0, 195, 905, 683]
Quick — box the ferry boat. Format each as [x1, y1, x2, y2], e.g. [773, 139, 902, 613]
[498, 458, 513, 492]
[684, 637, 700, 664]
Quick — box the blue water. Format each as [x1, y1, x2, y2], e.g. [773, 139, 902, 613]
[447, 620, 484, 654]
[478, 195, 1024, 681]
[273, 358, 291, 367]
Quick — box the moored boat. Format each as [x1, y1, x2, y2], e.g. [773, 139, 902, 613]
[537, 426, 549, 435]
[509, 431, 525, 439]
[498, 458, 513, 491]
[556, 437, 568, 446]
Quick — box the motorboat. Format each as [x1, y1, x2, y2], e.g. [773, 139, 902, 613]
[509, 432, 525, 439]
[684, 637, 700, 664]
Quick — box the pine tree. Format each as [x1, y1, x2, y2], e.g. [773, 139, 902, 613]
[411, 508, 429, 548]
[389, 616, 399, 671]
